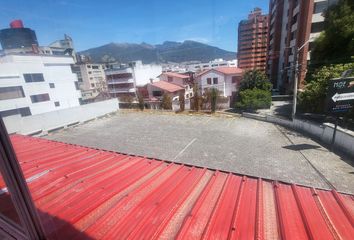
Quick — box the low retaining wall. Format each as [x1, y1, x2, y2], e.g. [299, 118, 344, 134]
[243, 112, 354, 158]
[4, 99, 119, 135]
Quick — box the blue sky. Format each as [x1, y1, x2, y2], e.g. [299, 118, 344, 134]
[0, 0, 268, 52]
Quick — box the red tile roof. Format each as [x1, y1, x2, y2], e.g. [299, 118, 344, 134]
[196, 67, 243, 77]
[2, 135, 353, 239]
[162, 72, 190, 79]
[150, 81, 184, 93]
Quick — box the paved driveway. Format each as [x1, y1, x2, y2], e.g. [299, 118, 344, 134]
[44, 111, 354, 193]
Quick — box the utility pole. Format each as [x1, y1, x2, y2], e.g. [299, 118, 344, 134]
[292, 47, 299, 119]
[291, 37, 314, 120]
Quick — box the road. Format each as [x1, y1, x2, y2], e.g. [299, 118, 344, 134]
[44, 111, 354, 194]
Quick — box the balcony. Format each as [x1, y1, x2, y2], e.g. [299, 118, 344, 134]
[108, 88, 136, 93]
[107, 78, 134, 84]
[293, 5, 300, 16]
[291, 22, 298, 32]
[105, 68, 132, 75]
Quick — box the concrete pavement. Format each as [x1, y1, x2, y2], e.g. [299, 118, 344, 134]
[44, 111, 354, 194]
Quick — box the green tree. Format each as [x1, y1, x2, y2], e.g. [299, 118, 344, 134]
[179, 92, 185, 111]
[239, 69, 272, 91]
[138, 94, 144, 111]
[192, 83, 201, 111]
[311, 0, 354, 66]
[210, 88, 218, 113]
[236, 89, 271, 111]
[161, 93, 172, 110]
[299, 63, 354, 113]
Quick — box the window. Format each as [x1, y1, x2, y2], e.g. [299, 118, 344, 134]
[167, 77, 173, 82]
[152, 91, 163, 97]
[311, 22, 325, 33]
[54, 101, 60, 107]
[23, 73, 44, 82]
[213, 78, 218, 84]
[314, 1, 328, 14]
[232, 76, 238, 84]
[49, 83, 55, 88]
[88, 71, 92, 74]
[0, 107, 31, 117]
[75, 81, 80, 90]
[30, 93, 50, 103]
[91, 83, 95, 87]
[0, 86, 25, 100]
[92, 65, 99, 69]
[207, 78, 211, 84]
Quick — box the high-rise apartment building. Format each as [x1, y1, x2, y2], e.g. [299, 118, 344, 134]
[267, 0, 338, 92]
[237, 8, 269, 71]
[71, 63, 107, 102]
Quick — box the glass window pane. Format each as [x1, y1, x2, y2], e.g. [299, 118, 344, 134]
[0, 171, 22, 226]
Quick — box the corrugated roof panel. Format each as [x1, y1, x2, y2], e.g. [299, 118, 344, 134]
[1, 135, 353, 239]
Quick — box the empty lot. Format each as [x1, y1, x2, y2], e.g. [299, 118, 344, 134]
[44, 111, 354, 194]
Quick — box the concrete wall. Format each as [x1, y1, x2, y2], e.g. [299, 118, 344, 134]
[4, 99, 119, 135]
[243, 112, 354, 158]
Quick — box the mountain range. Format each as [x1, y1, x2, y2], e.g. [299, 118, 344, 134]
[79, 40, 236, 64]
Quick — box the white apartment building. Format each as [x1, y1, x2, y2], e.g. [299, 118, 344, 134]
[185, 59, 237, 72]
[72, 63, 107, 101]
[0, 54, 81, 117]
[195, 67, 243, 97]
[105, 61, 162, 98]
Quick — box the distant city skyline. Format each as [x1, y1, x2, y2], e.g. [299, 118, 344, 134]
[0, 0, 268, 52]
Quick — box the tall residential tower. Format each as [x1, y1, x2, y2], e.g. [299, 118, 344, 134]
[237, 8, 269, 71]
[267, 0, 338, 92]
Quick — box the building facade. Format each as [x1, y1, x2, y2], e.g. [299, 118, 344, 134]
[237, 8, 269, 71]
[195, 67, 243, 97]
[184, 59, 238, 73]
[147, 81, 185, 102]
[267, 0, 338, 92]
[105, 61, 162, 99]
[159, 72, 193, 99]
[71, 63, 107, 101]
[0, 54, 81, 117]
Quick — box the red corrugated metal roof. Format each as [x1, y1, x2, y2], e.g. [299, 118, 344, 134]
[2, 135, 353, 239]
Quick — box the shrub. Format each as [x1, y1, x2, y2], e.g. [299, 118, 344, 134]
[210, 88, 218, 113]
[236, 89, 271, 111]
[161, 93, 172, 110]
[239, 69, 272, 92]
[299, 63, 354, 113]
[179, 92, 185, 112]
[119, 95, 135, 108]
[192, 83, 201, 111]
[138, 94, 144, 111]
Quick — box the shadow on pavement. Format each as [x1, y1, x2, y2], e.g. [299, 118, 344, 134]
[282, 143, 322, 151]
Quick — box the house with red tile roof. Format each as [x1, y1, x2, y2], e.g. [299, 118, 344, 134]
[195, 67, 244, 97]
[147, 81, 185, 101]
[159, 72, 193, 99]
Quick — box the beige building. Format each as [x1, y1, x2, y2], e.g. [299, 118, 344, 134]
[72, 63, 107, 101]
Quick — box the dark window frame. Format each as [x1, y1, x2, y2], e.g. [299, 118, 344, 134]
[23, 73, 45, 83]
[30, 93, 50, 103]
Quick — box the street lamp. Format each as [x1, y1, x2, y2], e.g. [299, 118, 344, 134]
[291, 37, 315, 119]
